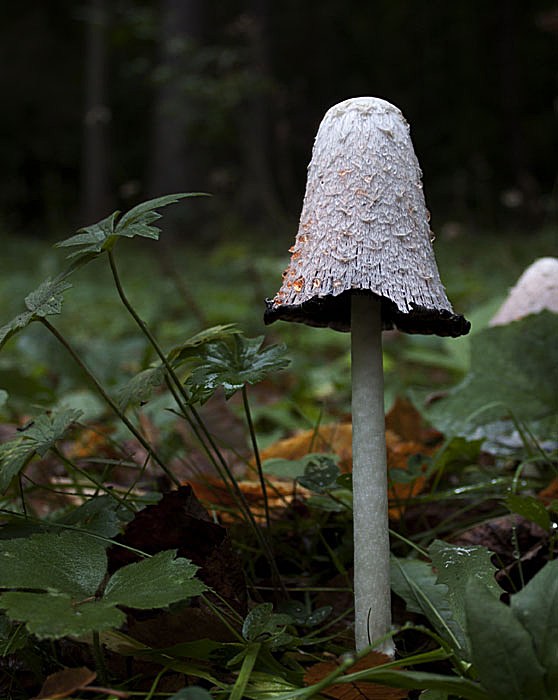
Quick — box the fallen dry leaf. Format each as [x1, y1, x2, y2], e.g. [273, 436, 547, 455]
[33, 667, 96, 699]
[304, 652, 407, 699]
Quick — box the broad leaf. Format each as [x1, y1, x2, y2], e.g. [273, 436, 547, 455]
[297, 455, 340, 493]
[0, 530, 107, 597]
[390, 557, 467, 656]
[0, 592, 123, 639]
[242, 603, 292, 643]
[117, 366, 166, 410]
[0, 277, 73, 350]
[103, 550, 207, 609]
[115, 193, 206, 239]
[186, 334, 290, 403]
[425, 312, 558, 433]
[465, 579, 549, 700]
[55, 211, 119, 257]
[505, 494, 551, 531]
[0, 532, 206, 639]
[0, 408, 82, 491]
[166, 324, 240, 366]
[510, 559, 558, 695]
[429, 540, 499, 634]
[57, 496, 126, 538]
[55, 194, 204, 258]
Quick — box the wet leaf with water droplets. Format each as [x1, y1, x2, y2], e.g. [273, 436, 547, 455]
[185, 334, 290, 404]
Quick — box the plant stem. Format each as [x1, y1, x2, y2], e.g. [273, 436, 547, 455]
[351, 294, 393, 654]
[92, 631, 108, 685]
[107, 250, 284, 587]
[40, 318, 179, 486]
[242, 385, 271, 529]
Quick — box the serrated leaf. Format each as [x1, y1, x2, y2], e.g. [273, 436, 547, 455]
[0, 439, 36, 492]
[425, 312, 558, 433]
[115, 193, 207, 240]
[465, 579, 549, 700]
[0, 311, 34, 349]
[167, 324, 240, 366]
[0, 592, 123, 639]
[117, 366, 166, 410]
[55, 211, 119, 257]
[103, 550, 207, 609]
[24, 277, 73, 316]
[241, 603, 292, 643]
[186, 335, 290, 404]
[510, 559, 558, 695]
[24, 408, 82, 456]
[297, 455, 340, 493]
[429, 540, 500, 634]
[0, 530, 107, 597]
[0, 408, 82, 491]
[505, 494, 551, 531]
[390, 557, 468, 656]
[57, 495, 125, 538]
[0, 277, 73, 350]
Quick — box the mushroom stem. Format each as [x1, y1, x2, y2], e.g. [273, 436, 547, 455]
[351, 293, 393, 654]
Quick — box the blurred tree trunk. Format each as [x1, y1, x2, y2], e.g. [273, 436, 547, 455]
[81, 0, 112, 223]
[238, 0, 284, 229]
[148, 0, 203, 200]
[497, 0, 540, 222]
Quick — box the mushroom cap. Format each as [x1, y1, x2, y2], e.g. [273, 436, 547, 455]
[265, 97, 470, 337]
[489, 257, 558, 326]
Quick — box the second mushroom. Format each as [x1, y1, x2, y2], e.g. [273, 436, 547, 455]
[265, 97, 470, 653]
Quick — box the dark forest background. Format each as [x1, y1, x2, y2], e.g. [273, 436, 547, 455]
[0, 0, 557, 244]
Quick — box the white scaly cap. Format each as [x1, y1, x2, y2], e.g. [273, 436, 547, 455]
[265, 97, 469, 337]
[490, 257, 558, 326]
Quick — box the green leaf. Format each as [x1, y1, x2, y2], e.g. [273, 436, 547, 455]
[55, 211, 119, 257]
[297, 455, 340, 493]
[390, 557, 468, 656]
[510, 559, 558, 695]
[116, 366, 166, 410]
[103, 550, 207, 609]
[505, 494, 551, 531]
[0, 534, 206, 639]
[0, 530, 107, 597]
[337, 669, 489, 700]
[0, 277, 73, 350]
[0, 613, 29, 656]
[24, 277, 73, 317]
[0, 408, 82, 491]
[0, 592, 123, 639]
[167, 324, 240, 366]
[57, 495, 126, 538]
[186, 335, 290, 404]
[55, 194, 205, 258]
[242, 603, 292, 643]
[168, 689, 214, 700]
[465, 579, 549, 700]
[429, 540, 500, 634]
[0, 311, 33, 350]
[115, 193, 206, 240]
[425, 312, 558, 433]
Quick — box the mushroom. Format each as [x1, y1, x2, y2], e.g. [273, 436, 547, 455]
[489, 257, 558, 326]
[264, 97, 470, 654]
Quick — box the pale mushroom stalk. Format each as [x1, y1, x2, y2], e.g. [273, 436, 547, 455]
[351, 294, 392, 653]
[265, 97, 470, 655]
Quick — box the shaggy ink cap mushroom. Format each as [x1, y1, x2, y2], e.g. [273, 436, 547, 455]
[264, 97, 470, 654]
[490, 257, 558, 326]
[265, 97, 470, 338]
